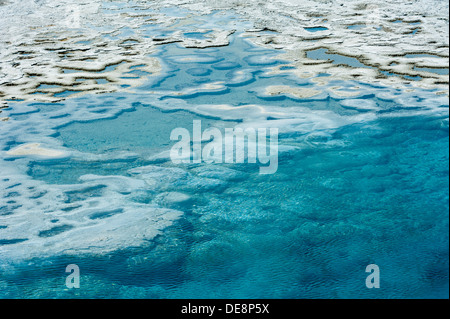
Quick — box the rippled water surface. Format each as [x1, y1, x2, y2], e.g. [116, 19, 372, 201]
[0, 4, 448, 299]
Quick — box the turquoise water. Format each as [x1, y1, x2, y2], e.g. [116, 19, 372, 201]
[304, 27, 329, 32]
[0, 10, 448, 299]
[347, 24, 366, 30]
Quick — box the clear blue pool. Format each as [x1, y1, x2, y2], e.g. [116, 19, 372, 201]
[304, 27, 329, 32]
[0, 9, 448, 300]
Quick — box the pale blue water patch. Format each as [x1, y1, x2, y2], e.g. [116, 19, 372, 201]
[104, 27, 136, 41]
[117, 28, 137, 38]
[53, 90, 82, 98]
[306, 48, 370, 69]
[96, 78, 109, 84]
[141, 28, 175, 40]
[379, 70, 423, 81]
[75, 40, 91, 45]
[184, 30, 213, 40]
[402, 74, 422, 81]
[413, 66, 449, 76]
[404, 54, 439, 59]
[380, 70, 397, 77]
[159, 6, 191, 18]
[27, 102, 65, 114]
[99, 0, 154, 17]
[130, 64, 146, 69]
[62, 68, 79, 74]
[347, 24, 365, 30]
[304, 27, 328, 32]
[35, 104, 226, 185]
[185, 67, 212, 76]
[36, 84, 61, 89]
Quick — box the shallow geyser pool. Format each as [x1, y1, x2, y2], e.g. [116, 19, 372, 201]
[0, 6, 448, 299]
